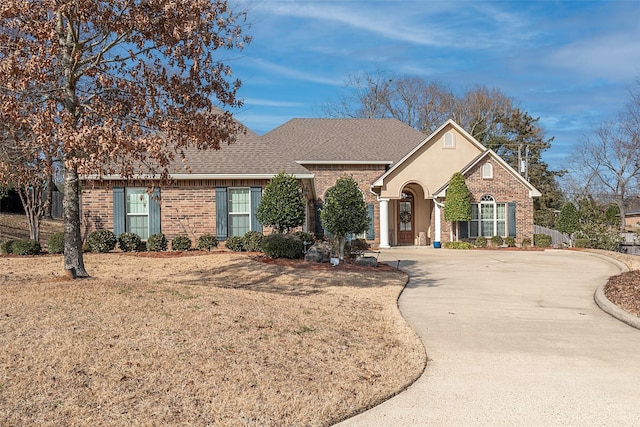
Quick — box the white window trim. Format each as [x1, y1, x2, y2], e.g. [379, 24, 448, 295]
[228, 187, 251, 237]
[469, 195, 507, 238]
[482, 163, 493, 179]
[126, 188, 150, 239]
[443, 131, 455, 148]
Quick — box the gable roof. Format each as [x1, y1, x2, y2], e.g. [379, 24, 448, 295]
[372, 119, 485, 187]
[262, 118, 426, 164]
[433, 149, 542, 198]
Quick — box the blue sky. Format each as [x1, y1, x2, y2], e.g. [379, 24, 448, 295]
[230, 1, 640, 170]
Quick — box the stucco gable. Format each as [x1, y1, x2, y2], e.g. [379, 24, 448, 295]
[372, 120, 486, 198]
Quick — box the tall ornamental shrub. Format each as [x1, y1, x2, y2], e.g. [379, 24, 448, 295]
[443, 172, 471, 242]
[320, 175, 369, 261]
[256, 172, 305, 233]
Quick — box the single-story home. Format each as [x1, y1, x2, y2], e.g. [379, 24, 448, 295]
[81, 118, 540, 247]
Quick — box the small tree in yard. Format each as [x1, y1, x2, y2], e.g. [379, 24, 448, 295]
[556, 202, 579, 245]
[0, 0, 250, 277]
[444, 172, 471, 241]
[321, 175, 369, 261]
[256, 172, 305, 233]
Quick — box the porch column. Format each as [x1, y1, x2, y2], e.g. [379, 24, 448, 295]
[434, 200, 442, 245]
[379, 198, 390, 249]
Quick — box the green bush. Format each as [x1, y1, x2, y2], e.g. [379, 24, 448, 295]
[47, 232, 64, 254]
[345, 238, 370, 258]
[118, 232, 141, 252]
[171, 235, 192, 251]
[475, 236, 488, 248]
[294, 231, 316, 247]
[505, 236, 516, 247]
[225, 236, 244, 252]
[521, 237, 532, 248]
[534, 233, 552, 248]
[147, 233, 168, 252]
[87, 229, 117, 253]
[242, 231, 264, 252]
[444, 241, 474, 249]
[490, 235, 504, 247]
[574, 238, 591, 248]
[11, 239, 41, 255]
[262, 233, 304, 259]
[197, 233, 219, 251]
[0, 239, 15, 254]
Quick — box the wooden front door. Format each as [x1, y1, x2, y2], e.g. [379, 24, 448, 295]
[397, 192, 414, 245]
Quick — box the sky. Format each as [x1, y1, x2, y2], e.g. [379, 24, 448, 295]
[229, 0, 640, 170]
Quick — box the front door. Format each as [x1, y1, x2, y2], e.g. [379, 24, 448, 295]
[397, 192, 414, 245]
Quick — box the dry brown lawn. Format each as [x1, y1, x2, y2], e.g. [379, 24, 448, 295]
[0, 251, 425, 426]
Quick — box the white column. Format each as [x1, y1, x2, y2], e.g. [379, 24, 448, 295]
[434, 200, 442, 245]
[379, 198, 390, 249]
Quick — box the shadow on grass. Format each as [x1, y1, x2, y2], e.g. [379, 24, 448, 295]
[172, 256, 407, 297]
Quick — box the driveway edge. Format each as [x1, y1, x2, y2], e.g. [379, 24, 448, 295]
[594, 284, 640, 330]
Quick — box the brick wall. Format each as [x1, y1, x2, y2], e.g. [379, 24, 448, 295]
[81, 179, 269, 241]
[303, 164, 386, 246]
[435, 158, 535, 243]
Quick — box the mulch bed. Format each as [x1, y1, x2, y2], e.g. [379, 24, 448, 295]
[605, 271, 640, 317]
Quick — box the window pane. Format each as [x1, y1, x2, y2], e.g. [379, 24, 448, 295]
[229, 188, 250, 213]
[229, 214, 250, 237]
[481, 203, 494, 220]
[471, 204, 479, 220]
[127, 190, 149, 215]
[497, 204, 506, 220]
[127, 215, 149, 240]
[497, 221, 506, 237]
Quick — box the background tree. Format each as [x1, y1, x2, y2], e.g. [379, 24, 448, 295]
[256, 172, 305, 233]
[320, 175, 369, 261]
[556, 201, 579, 245]
[0, 0, 250, 276]
[443, 172, 472, 241]
[575, 196, 621, 250]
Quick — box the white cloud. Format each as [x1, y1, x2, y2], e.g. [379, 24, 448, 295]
[241, 97, 304, 108]
[243, 57, 343, 86]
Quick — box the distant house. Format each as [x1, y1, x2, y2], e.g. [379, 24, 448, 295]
[81, 119, 540, 247]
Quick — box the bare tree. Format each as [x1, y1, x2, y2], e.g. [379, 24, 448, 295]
[0, 0, 250, 277]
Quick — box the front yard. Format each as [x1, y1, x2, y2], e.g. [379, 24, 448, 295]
[0, 252, 425, 426]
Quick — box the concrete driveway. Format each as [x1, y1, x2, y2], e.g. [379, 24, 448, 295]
[338, 248, 640, 426]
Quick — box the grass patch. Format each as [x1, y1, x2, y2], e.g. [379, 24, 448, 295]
[0, 252, 425, 426]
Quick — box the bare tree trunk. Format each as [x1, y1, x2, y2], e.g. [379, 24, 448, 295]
[63, 165, 88, 278]
[338, 236, 346, 261]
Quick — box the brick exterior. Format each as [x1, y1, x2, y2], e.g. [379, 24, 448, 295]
[303, 164, 386, 245]
[434, 158, 535, 244]
[81, 179, 269, 242]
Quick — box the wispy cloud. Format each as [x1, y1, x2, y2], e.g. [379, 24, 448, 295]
[244, 57, 342, 86]
[241, 97, 304, 108]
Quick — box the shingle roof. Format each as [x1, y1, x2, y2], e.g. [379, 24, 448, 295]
[262, 118, 426, 164]
[168, 126, 311, 177]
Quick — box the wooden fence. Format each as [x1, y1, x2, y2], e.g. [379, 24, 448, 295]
[533, 225, 571, 246]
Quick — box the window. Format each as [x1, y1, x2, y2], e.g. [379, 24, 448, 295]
[228, 188, 251, 237]
[482, 163, 493, 179]
[469, 195, 506, 237]
[126, 188, 149, 239]
[443, 131, 455, 148]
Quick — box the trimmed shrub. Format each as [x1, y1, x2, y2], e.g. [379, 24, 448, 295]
[444, 241, 474, 249]
[294, 231, 316, 247]
[475, 236, 488, 248]
[242, 231, 264, 252]
[345, 238, 370, 258]
[197, 233, 219, 251]
[12, 239, 41, 255]
[47, 232, 64, 254]
[521, 237, 532, 248]
[534, 233, 552, 248]
[262, 233, 304, 259]
[118, 232, 141, 252]
[505, 236, 516, 247]
[490, 235, 504, 247]
[147, 233, 168, 252]
[171, 235, 192, 251]
[0, 239, 15, 254]
[225, 236, 244, 252]
[574, 238, 591, 248]
[87, 229, 117, 253]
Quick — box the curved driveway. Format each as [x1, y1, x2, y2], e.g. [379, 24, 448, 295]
[339, 249, 640, 426]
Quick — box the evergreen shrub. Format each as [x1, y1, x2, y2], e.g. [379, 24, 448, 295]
[48, 232, 64, 254]
[197, 234, 219, 251]
[262, 233, 304, 259]
[118, 232, 141, 252]
[147, 233, 168, 251]
[87, 229, 117, 253]
[171, 235, 192, 251]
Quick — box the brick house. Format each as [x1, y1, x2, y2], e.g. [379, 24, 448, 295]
[81, 118, 540, 247]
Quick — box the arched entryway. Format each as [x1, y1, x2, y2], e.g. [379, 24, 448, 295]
[397, 190, 415, 245]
